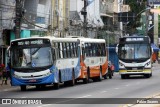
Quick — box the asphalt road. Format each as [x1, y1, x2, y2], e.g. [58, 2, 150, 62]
[1, 63, 160, 107]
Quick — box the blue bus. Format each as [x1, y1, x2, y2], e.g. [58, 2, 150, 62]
[8, 37, 81, 91]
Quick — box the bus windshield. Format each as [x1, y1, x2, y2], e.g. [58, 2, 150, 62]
[11, 47, 53, 68]
[118, 44, 151, 60]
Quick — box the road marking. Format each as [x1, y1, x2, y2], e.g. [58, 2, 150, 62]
[20, 96, 27, 98]
[136, 82, 140, 84]
[37, 104, 52, 107]
[100, 91, 107, 93]
[78, 94, 92, 98]
[121, 104, 133, 107]
[115, 88, 119, 90]
[125, 84, 129, 87]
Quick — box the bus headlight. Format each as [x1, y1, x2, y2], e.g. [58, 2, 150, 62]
[43, 72, 51, 76]
[13, 73, 22, 79]
[145, 61, 151, 67]
[50, 69, 54, 73]
[50, 68, 57, 73]
[119, 62, 125, 67]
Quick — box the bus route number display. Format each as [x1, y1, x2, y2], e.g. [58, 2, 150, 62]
[126, 38, 144, 42]
[18, 40, 43, 46]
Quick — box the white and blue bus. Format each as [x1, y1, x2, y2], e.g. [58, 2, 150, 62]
[9, 37, 81, 91]
[116, 35, 153, 79]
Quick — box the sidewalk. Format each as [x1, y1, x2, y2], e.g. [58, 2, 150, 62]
[0, 78, 12, 91]
[0, 79, 18, 91]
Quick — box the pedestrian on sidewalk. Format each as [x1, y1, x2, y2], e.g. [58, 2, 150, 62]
[6, 65, 11, 80]
[1, 64, 8, 85]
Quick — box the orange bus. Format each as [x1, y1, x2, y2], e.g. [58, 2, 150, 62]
[76, 38, 109, 83]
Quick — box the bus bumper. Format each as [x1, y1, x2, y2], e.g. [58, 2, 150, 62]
[119, 69, 152, 75]
[11, 74, 55, 86]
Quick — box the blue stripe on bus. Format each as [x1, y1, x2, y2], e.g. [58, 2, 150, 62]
[11, 73, 55, 86]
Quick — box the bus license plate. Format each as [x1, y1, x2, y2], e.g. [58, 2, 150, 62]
[29, 79, 36, 82]
[132, 68, 137, 70]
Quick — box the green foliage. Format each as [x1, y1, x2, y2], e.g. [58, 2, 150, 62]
[30, 30, 47, 37]
[97, 30, 115, 45]
[126, 0, 147, 31]
[126, 0, 146, 13]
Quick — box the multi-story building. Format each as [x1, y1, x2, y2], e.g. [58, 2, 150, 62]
[22, 0, 50, 37]
[99, 0, 121, 44]
[69, 0, 104, 38]
[99, 0, 115, 43]
[0, 0, 15, 64]
[51, 0, 70, 37]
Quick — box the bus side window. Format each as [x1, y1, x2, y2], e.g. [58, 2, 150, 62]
[88, 43, 92, 57]
[73, 43, 77, 57]
[85, 43, 89, 56]
[62, 42, 66, 58]
[92, 43, 96, 56]
[70, 43, 73, 57]
[58, 43, 62, 58]
[71, 42, 74, 57]
[52, 48, 56, 61]
[81, 43, 86, 60]
[65, 43, 68, 58]
[102, 43, 106, 56]
[68, 42, 71, 58]
[75, 42, 78, 57]
[97, 44, 101, 56]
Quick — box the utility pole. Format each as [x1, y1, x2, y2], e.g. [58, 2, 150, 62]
[15, 0, 24, 39]
[81, 0, 87, 37]
[145, 1, 149, 36]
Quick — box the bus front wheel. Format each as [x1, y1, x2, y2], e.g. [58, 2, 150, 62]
[121, 74, 126, 79]
[54, 83, 59, 89]
[144, 74, 151, 78]
[20, 85, 26, 91]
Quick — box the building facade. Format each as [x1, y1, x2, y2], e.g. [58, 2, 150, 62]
[51, 0, 70, 37]
[0, 0, 15, 65]
[69, 0, 104, 38]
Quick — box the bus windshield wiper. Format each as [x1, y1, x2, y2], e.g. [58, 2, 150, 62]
[31, 47, 41, 55]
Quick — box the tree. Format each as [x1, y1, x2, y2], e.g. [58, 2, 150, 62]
[125, 0, 147, 33]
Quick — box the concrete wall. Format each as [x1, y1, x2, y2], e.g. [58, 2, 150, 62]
[0, 0, 15, 29]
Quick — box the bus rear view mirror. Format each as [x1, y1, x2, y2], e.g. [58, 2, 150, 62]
[116, 44, 119, 53]
[151, 47, 154, 54]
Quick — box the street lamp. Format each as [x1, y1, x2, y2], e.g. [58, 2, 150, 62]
[130, 7, 151, 35]
[136, 7, 151, 17]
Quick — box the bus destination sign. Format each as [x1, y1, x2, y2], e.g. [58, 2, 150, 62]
[18, 40, 43, 46]
[126, 38, 144, 42]
[11, 39, 50, 46]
